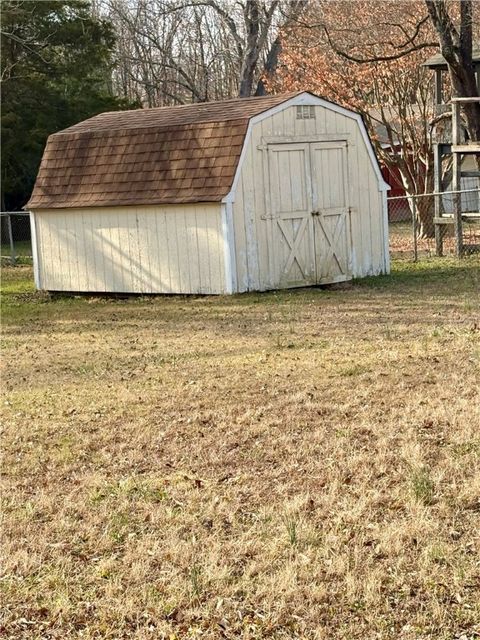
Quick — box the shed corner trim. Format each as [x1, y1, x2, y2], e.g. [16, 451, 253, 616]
[28, 210, 42, 289]
[221, 201, 237, 294]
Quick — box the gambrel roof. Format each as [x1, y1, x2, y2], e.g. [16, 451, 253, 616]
[27, 93, 302, 209]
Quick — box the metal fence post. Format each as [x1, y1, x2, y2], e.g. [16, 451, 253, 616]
[7, 213, 16, 265]
[411, 198, 418, 262]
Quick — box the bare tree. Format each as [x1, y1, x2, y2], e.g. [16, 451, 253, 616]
[238, 0, 279, 97]
[101, 0, 307, 106]
[106, 0, 223, 106]
[255, 0, 308, 95]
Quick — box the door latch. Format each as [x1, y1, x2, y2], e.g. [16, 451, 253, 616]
[311, 210, 320, 217]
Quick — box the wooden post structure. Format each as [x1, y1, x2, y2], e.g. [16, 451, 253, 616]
[434, 69, 442, 106]
[451, 100, 463, 257]
[433, 144, 444, 256]
[425, 50, 480, 258]
[450, 97, 480, 257]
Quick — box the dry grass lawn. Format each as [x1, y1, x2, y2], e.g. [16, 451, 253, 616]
[1, 259, 480, 639]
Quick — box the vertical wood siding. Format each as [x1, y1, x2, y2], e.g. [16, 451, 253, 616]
[34, 204, 226, 294]
[232, 105, 386, 292]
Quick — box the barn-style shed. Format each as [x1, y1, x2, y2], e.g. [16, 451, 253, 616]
[27, 92, 390, 294]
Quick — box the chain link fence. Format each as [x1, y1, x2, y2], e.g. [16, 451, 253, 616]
[1, 193, 479, 270]
[388, 188, 480, 261]
[1, 212, 33, 264]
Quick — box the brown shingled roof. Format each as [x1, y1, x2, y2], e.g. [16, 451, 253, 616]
[27, 92, 303, 209]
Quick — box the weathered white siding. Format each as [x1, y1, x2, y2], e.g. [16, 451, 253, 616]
[230, 103, 387, 292]
[33, 204, 226, 294]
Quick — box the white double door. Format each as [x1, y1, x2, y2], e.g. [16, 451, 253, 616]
[268, 141, 351, 287]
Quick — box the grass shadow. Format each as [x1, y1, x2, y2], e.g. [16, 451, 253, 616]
[355, 256, 479, 294]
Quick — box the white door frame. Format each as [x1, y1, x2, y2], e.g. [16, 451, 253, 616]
[267, 139, 351, 286]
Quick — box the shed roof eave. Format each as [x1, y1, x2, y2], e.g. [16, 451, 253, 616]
[24, 197, 226, 211]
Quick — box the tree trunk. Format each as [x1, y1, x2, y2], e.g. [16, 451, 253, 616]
[255, 35, 281, 96]
[425, 0, 480, 144]
[255, 0, 308, 96]
[397, 158, 436, 239]
[238, 1, 260, 97]
[416, 195, 435, 238]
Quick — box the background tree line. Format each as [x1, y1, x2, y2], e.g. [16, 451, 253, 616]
[1, 0, 134, 212]
[1, 0, 478, 221]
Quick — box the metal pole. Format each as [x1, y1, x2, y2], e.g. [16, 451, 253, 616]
[6, 214, 16, 265]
